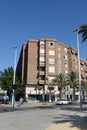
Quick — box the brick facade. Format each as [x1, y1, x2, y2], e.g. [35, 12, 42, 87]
[16, 38, 87, 101]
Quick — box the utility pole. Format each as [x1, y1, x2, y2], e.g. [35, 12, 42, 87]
[73, 29, 82, 110]
[12, 46, 17, 111]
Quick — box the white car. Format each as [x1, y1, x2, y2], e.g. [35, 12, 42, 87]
[56, 99, 69, 105]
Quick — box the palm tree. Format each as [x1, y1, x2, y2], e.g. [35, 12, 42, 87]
[78, 24, 87, 42]
[67, 71, 79, 100]
[50, 73, 68, 98]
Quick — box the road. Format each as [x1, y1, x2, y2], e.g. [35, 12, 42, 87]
[0, 102, 87, 130]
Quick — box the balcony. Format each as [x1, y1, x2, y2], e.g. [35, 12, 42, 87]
[39, 71, 45, 75]
[38, 79, 45, 84]
[39, 62, 45, 67]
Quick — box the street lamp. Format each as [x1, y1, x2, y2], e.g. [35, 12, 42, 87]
[73, 29, 82, 109]
[12, 46, 17, 111]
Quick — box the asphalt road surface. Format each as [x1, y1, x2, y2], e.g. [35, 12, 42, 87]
[0, 102, 87, 130]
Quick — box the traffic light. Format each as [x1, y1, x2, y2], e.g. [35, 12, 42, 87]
[12, 84, 17, 89]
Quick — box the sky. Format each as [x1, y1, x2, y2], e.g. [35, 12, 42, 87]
[0, 0, 87, 71]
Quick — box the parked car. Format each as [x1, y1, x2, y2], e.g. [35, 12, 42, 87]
[56, 99, 69, 105]
[0, 96, 9, 104]
[82, 99, 87, 104]
[68, 99, 74, 104]
[0, 96, 4, 103]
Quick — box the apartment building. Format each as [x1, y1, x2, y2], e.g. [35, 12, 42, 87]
[16, 38, 87, 101]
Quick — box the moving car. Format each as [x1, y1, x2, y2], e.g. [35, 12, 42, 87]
[56, 99, 69, 105]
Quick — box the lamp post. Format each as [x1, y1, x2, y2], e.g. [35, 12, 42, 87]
[12, 46, 17, 111]
[73, 29, 82, 109]
[42, 85, 45, 102]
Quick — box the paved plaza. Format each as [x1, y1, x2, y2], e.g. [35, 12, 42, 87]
[0, 102, 87, 130]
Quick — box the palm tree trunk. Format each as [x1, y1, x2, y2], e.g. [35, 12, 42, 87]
[73, 88, 75, 101]
[82, 91, 85, 100]
[59, 89, 62, 99]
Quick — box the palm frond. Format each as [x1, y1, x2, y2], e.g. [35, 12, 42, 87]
[67, 71, 79, 88]
[78, 24, 87, 42]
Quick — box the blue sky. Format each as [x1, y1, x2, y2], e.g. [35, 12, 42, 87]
[0, 0, 87, 71]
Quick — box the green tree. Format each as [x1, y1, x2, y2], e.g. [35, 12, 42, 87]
[0, 67, 14, 96]
[50, 73, 68, 98]
[78, 24, 87, 42]
[67, 71, 79, 100]
[15, 84, 25, 101]
[0, 67, 24, 100]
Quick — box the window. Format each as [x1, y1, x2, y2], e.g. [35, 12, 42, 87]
[49, 58, 55, 64]
[49, 42, 54, 47]
[38, 67, 45, 71]
[75, 65, 77, 70]
[58, 71, 61, 74]
[49, 50, 55, 55]
[64, 48, 67, 53]
[58, 60, 61, 66]
[58, 67, 61, 74]
[58, 46, 61, 51]
[40, 41, 45, 46]
[58, 52, 61, 59]
[65, 63, 68, 68]
[40, 48, 45, 54]
[74, 58, 77, 63]
[49, 66, 55, 73]
[58, 67, 61, 71]
[65, 71, 68, 74]
[64, 55, 68, 60]
[40, 57, 45, 62]
[38, 75, 45, 80]
[48, 76, 55, 81]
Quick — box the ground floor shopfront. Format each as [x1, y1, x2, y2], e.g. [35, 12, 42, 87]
[25, 84, 80, 102]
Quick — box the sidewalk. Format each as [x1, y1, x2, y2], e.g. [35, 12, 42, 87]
[0, 101, 51, 112]
[46, 109, 87, 130]
[46, 120, 87, 130]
